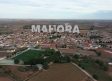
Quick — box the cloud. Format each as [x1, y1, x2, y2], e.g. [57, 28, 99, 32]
[0, 0, 112, 19]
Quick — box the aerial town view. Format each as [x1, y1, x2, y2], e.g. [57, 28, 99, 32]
[0, 0, 112, 81]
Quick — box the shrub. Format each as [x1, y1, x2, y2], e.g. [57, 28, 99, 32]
[43, 62, 49, 70]
[97, 52, 101, 56]
[4, 70, 11, 75]
[81, 66, 85, 69]
[103, 65, 109, 71]
[93, 74, 98, 80]
[23, 61, 29, 65]
[99, 61, 104, 66]
[73, 54, 79, 59]
[14, 59, 20, 64]
[0, 65, 3, 68]
[66, 56, 71, 62]
[6, 55, 9, 58]
[78, 63, 81, 67]
[95, 59, 100, 64]
[18, 67, 29, 72]
[72, 58, 77, 63]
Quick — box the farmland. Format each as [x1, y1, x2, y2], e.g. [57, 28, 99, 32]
[96, 48, 112, 57]
[12, 49, 45, 61]
[90, 56, 112, 63]
[107, 66, 112, 77]
[79, 60, 112, 81]
[0, 65, 35, 81]
[0, 52, 11, 57]
[28, 63, 87, 81]
[0, 77, 13, 81]
[59, 48, 96, 56]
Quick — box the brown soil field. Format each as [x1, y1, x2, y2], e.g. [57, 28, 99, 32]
[96, 48, 112, 57]
[0, 52, 11, 57]
[90, 56, 112, 63]
[28, 63, 87, 81]
[107, 66, 112, 77]
[0, 77, 13, 81]
[4, 66, 35, 81]
[59, 48, 96, 56]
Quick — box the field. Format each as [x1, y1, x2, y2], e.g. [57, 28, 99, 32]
[107, 66, 112, 77]
[96, 48, 112, 57]
[28, 63, 87, 81]
[90, 56, 112, 63]
[13, 49, 45, 61]
[0, 52, 11, 58]
[59, 48, 96, 56]
[80, 60, 112, 81]
[0, 65, 35, 81]
[0, 77, 13, 81]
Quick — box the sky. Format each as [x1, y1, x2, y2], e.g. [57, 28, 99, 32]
[0, 0, 112, 19]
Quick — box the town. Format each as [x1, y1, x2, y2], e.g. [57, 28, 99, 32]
[0, 20, 112, 81]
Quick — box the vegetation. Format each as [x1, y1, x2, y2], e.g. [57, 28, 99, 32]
[89, 36, 103, 39]
[61, 44, 66, 48]
[73, 54, 79, 59]
[34, 46, 39, 49]
[4, 70, 11, 75]
[92, 50, 102, 56]
[23, 25, 32, 29]
[6, 55, 10, 58]
[13, 49, 45, 62]
[43, 62, 49, 70]
[18, 67, 29, 72]
[93, 74, 99, 80]
[0, 65, 3, 68]
[72, 59, 112, 81]
[49, 35, 61, 39]
[95, 59, 109, 71]
[14, 59, 20, 64]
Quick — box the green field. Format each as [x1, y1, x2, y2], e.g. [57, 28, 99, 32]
[80, 60, 112, 81]
[13, 49, 45, 61]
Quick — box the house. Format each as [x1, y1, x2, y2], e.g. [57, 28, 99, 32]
[108, 62, 112, 65]
[7, 49, 15, 52]
[83, 43, 92, 50]
[40, 42, 55, 48]
[36, 64, 43, 70]
[105, 44, 112, 47]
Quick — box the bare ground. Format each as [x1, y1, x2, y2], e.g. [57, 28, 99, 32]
[28, 63, 87, 81]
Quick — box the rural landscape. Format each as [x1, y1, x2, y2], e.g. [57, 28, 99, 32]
[1, 0, 112, 81]
[0, 19, 112, 81]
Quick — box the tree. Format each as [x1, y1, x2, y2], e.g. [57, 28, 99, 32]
[99, 61, 104, 66]
[97, 52, 101, 56]
[92, 74, 98, 80]
[14, 59, 20, 64]
[66, 56, 71, 62]
[6, 55, 9, 59]
[73, 54, 79, 59]
[4, 70, 11, 75]
[95, 59, 100, 63]
[29, 58, 36, 66]
[56, 51, 61, 57]
[103, 65, 109, 71]
[34, 46, 39, 49]
[23, 61, 29, 65]
[72, 58, 77, 63]
[43, 62, 49, 70]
